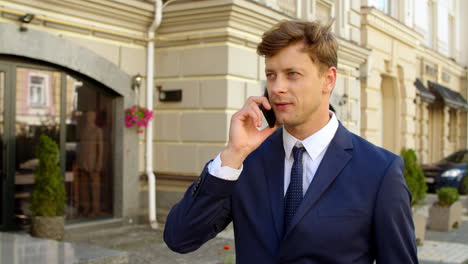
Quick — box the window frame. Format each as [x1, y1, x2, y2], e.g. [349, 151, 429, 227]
[27, 72, 49, 107]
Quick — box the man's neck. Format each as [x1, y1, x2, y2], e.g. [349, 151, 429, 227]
[284, 112, 332, 140]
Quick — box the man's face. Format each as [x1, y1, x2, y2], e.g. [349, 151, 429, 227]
[265, 42, 335, 133]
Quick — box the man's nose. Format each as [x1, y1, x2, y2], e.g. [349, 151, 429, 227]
[269, 76, 287, 94]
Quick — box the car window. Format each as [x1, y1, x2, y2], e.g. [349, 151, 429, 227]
[462, 152, 468, 163]
[443, 151, 468, 163]
[444, 152, 463, 163]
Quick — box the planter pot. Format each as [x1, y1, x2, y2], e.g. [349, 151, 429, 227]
[412, 212, 426, 245]
[428, 201, 462, 231]
[31, 216, 65, 241]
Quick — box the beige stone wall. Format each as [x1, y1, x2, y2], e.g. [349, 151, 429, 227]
[0, 0, 150, 78]
[417, 47, 467, 161]
[153, 43, 265, 176]
[152, 0, 368, 179]
[361, 8, 419, 153]
[361, 7, 467, 161]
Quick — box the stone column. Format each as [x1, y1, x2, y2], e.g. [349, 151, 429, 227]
[421, 102, 430, 163]
[360, 72, 382, 146]
[443, 106, 451, 157]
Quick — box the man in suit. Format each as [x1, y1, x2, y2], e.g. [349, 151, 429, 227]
[164, 20, 418, 263]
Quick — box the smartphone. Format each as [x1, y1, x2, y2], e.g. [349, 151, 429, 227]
[260, 89, 276, 128]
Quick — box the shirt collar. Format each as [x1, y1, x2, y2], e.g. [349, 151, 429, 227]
[283, 111, 339, 161]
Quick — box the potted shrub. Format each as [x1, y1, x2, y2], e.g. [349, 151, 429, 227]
[428, 187, 462, 231]
[30, 134, 66, 240]
[400, 148, 428, 245]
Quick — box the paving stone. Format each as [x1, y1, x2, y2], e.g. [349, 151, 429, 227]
[418, 240, 468, 264]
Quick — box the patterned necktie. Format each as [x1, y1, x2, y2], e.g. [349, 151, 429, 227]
[284, 145, 306, 231]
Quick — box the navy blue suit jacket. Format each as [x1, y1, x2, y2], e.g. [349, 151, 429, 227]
[164, 124, 418, 263]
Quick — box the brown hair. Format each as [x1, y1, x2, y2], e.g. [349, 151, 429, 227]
[257, 20, 338, 72]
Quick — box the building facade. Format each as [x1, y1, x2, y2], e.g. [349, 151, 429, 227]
[0, 0, 466, 230]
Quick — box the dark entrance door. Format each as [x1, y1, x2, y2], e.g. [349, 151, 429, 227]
[0, 62, 63, 230]
[0, 63, 13, 230]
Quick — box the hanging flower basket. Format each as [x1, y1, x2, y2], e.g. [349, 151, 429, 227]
[124, 105, 154, 133]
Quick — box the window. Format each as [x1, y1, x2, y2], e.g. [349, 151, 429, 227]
[28, 73, 48, 106]
[316, 0, 333, 22]
[375, 0, 391, 14]
[448, 15, 455, 58]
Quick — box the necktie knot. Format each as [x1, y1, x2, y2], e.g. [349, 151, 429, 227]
[292, 146, 306, 162]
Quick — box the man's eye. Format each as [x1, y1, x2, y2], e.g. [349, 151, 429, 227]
[266, 73, 276, 79]
[288, 72, 299, 77]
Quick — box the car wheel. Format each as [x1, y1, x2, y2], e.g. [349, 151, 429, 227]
[458, 176, 468, 195]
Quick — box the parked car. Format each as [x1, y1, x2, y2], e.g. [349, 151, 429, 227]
[422, 150, 468, 195]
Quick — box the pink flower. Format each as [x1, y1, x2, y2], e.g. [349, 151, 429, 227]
[124, 105, 154, 133]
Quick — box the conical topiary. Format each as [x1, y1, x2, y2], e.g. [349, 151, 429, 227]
[30, 134, 65, 216]
[400, 148, 427, 207]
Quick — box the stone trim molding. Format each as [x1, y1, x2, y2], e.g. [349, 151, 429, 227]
[0, 22, 132, 98]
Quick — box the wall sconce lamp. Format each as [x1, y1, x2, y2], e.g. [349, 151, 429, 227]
[156, 85, 182, 102]
[19, 13, 35, 32]
[132, 73, 143, 90]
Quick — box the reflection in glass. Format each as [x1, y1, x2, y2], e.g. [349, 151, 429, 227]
[14, 68, 61, 226]
[65, 75, 114, 220]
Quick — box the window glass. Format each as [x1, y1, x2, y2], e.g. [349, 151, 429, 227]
[14, 67, 61, 226]
[65, 75, 114, 220]
[375, 0, 390, 14]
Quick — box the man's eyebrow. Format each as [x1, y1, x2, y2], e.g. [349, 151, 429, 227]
[283, 67, 301, 72]
[265, 67, 302, 73]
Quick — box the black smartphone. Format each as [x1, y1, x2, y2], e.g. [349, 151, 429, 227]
[260, 89, 276, 128]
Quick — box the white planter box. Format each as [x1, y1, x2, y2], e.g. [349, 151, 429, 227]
[428, 201, 462, 232]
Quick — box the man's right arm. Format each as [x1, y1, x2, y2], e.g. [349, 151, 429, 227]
[163, 96, 278, 253]
[163, 162, 237, 253]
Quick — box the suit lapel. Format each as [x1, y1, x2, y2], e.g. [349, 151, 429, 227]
[283, 124, 354, 238]
[263, 129, 285, 243]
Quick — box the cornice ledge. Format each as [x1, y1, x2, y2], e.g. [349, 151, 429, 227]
[159, 0, 291, 39]
[361, 7, 422, 48]
[417, 46, 466, 76]
[337, 38, 370, 66]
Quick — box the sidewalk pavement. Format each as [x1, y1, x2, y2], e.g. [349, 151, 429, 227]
[417, 194, 468, 264]
[1, 194, 467, 264]
[63, 193, 468, 264]
[64, 220, 468, 264]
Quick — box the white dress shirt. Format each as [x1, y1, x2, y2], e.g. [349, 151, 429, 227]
[208, 111, 339, 197]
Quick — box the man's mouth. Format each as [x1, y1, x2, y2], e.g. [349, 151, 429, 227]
[274, 102, 291, 110]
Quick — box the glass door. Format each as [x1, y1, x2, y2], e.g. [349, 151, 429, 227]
[65, 74, 115, 220]
[1, 58, 116, 231]
[0, 66, 5, 228]
[13, 66, 62, 227]
[0, 63, 13, 230]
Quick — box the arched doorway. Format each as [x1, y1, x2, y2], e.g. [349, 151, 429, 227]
[0, 23, 136, 231]
[0, 57, 119, 230]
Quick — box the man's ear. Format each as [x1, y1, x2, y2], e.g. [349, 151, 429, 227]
[323, 66, 337, 94]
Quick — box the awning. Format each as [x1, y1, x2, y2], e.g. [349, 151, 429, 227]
[414, 79, 435, 104]
[428, 80, 468, 111]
